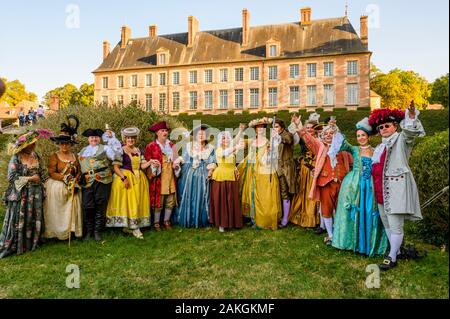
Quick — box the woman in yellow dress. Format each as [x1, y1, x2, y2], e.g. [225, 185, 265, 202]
[238, 117, 282, 230]
[106, 127, 152, 239]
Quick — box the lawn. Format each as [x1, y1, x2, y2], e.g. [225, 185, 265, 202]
[0, 207, 448, 299]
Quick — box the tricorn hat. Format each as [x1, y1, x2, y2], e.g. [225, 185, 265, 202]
[148, 121, 171, 133]
[82, 128, 104, 138]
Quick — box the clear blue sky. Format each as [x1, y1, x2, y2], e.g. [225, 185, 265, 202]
[0, 0, 448, 102]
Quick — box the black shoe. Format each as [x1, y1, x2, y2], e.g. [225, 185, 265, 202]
[379, 256, 397, 271]
[83, 232, 92, 241]
[314, 227, 326, 235]
[94, 232, 102, 242]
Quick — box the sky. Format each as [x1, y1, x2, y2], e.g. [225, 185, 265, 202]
[0, 0, 448, 102]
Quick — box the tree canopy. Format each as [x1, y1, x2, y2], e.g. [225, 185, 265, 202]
[43, 83, 94, 108]
[0, 77, 37, 106]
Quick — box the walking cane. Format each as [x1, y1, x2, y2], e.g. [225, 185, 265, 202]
[269, 115, 276, 183]
[68, 180, 75, 248]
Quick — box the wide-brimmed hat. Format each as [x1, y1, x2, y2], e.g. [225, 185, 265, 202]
[121, 126, 140, 139]
[82, 128, 104, 138]
[50, 115, 79, 144]
[313, 122, 326, 131]
[306, 112, 320, 125]
[148, 121, 171, 133]
[8, 129, 54, 155]
[248, 117, 273, 128]
[368, 108, 405, 131]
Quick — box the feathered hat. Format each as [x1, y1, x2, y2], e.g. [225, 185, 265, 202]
[368, 108, 405, 131]
[306, 112, 320, 125]
[50, 115, 79, 144]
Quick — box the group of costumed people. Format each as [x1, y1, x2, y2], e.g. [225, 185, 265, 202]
[0, 102, 425, 271]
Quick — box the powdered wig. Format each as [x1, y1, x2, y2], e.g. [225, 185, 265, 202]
[319, 124, 339, 140]
[217, 131, 232, 148]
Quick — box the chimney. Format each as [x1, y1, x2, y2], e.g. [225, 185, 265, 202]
[360, 15, 368, 49]
[103, 41, 110, 60]
[300, 7, 312, 25]
[120, 25, 131, 49]
[149, 25, 157, 38]
[187, 16, 199, 47]
[242, 8, 250, 47]
[50, 95, 60, 111]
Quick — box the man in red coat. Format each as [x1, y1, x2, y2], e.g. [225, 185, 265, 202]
[144, 121, 180, 231]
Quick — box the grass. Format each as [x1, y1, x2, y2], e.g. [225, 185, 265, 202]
[0, 206, 448, 298]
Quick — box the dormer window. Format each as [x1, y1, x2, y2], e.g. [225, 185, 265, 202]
[265, 39, 280, 58]
[269, 45, 277, 57]
[156, 47, 169, 65]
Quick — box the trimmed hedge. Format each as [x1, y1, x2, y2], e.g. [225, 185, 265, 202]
[409, 130, 449, 247]
[0, 104, 185, 193]
[176, 109, 448, 145]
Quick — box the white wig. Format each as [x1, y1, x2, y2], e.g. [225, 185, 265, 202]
[217, 131, 233, 148]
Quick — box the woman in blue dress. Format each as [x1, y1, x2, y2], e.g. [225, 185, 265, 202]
[329, 118, 388, 256]
[173, 124, 216, 228]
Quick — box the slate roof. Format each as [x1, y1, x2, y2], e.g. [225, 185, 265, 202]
[93, 16, 368, 73]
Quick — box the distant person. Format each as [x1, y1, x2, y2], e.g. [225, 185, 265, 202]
[18, 107, 25, 127]
[36, 105, 45, 120]
[28, 108, 37, 125]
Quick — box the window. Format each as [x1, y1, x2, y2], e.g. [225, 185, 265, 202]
[269, 45, 277, 57]
[324, 62, 334, 77]
[131, 75, 138, 87]
[307, 85, 317, 106]
[250, 67, 259, 81]
[189, 70, 197, 84]
[159, 93, 166, 112]
[220, 69, 228, 82]
[190, 91, 198, 110]
[102, 95, 108, 104]
[250, 88, 259, 108]
[268, 66, 277, 80]
[159, 73, 166, 86]
[117, 95, 124, 107]
[219, 90, 228, 109]
[346, 83, 359, 105]
[130, 94, 138, 105]
[290, 64, 299, 79]
[204, 69, 213, 83]
[159, 53, 166, 65]
[307, 63, 316, 78]
[269, 88, 278, 106]
[117, 76, 124, 88]
[145, 74, 152, 87]
[323, 84, 335, 105]
[172, 92, 180, 111]
[204, 91, 213, 109]
[235, 68, 244, 81]
[235, 89, 243, 109]
[102, 77, 108, 89]
[172, 72, 180, 85]
[347, 60, 358, 75]
[290, 86, 300, 106]
[145, 94, 152, 111]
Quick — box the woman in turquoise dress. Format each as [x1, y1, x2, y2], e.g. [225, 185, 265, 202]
[173, 124, 216, 228]
[329, 118, 388, 256]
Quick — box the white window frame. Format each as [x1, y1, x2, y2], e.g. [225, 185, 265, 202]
[204, 91, 213, 109]
[219, 90, 228, 109]
[250, 67, 259, 81]
[307, 85, 317, 106]
[189, 70, 197, 84]
[268, 66, 278, 80]
[323, 84, 335, 105]
[250, 88, 259, 108]
[289, 86, 300, 106]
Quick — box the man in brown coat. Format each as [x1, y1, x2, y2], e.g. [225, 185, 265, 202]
[273, 119, 297, 227]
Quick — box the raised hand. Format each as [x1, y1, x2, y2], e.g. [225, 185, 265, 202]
[408, 100, 416, 119]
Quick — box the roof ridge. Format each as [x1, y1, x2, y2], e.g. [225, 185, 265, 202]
[127, 16, 349, 42]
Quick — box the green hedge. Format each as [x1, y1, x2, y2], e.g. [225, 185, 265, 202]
[175, 109, 449, 146]
[409, 130, 449, 247]
[0, 104, 185, 194]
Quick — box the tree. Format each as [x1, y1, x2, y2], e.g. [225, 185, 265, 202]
[0, 77, 38, 106]
[370, 68, 431, 109]
[71, 83, 94, 107]
[43, 83, 94, 108]
[429, 73, 449, 108]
